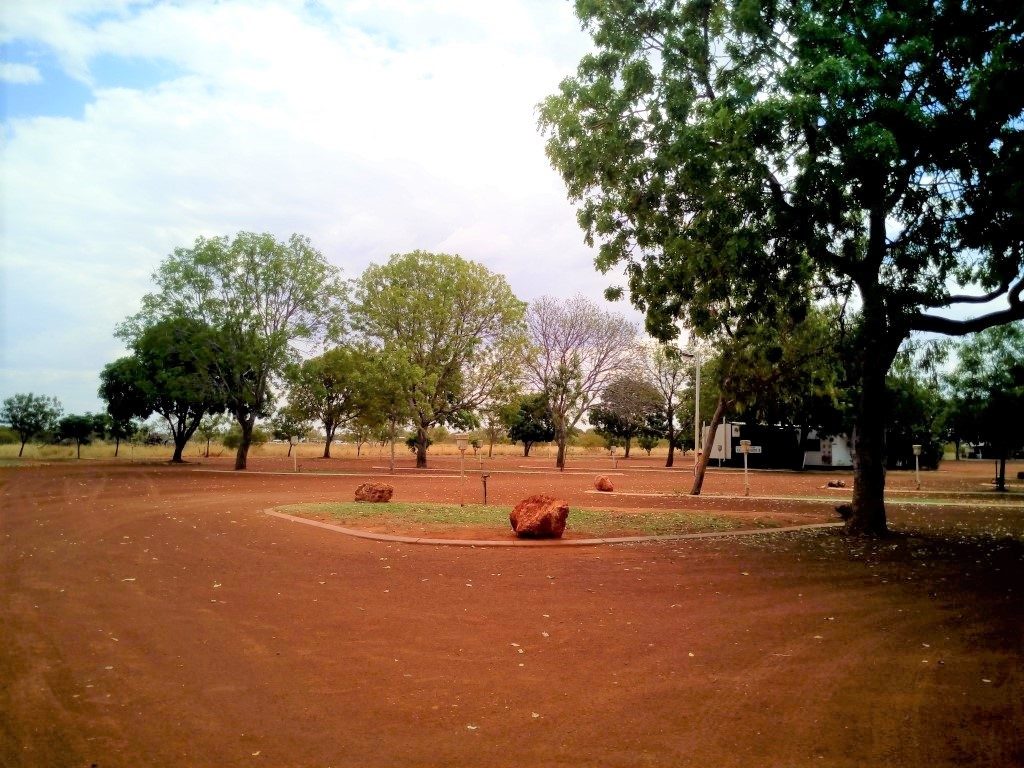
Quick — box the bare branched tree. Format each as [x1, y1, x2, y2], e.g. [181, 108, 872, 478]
[644, 343, 691, 468]
[523, 295, 637, 469]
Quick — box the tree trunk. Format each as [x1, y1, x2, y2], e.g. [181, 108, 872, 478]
[388, 418, 397, 474]
[287, 442, 293, 457]
[996, 450, 1007, 492]
[623, 437, 632, 458]
[523, 441, 532, 457]
[18, 439, 26, 457]
[954, 438, 961, 461]
[205, 438, 211, 458]
[234, 415, 254, 470]
[665, 416, 676, 468]
[415, 425, 428, 468]
[171, 438, 187, 463]
[114, 437, 120, 458]
[76, 440, 82, 459]
[691, 395, 728, 495]
[847, 342, 895, 535]
[556, 438, 567, 470]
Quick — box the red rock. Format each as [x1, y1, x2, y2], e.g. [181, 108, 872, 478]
[354, 482, 393, 503]
[594, 476, 614, 492]
[510, 494, 569, 539]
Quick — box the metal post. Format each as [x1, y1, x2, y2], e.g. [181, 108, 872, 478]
[740, 439, 751, 497]
[482, 473, 489, 505]
[912, 444, 922, 490]
[455, 434, 469, 507]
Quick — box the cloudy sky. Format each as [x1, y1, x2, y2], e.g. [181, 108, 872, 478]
[1, 0, 646, 414]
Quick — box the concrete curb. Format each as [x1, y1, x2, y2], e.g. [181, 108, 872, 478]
[264, 509, 844, 548]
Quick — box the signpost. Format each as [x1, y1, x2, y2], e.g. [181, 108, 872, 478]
[738, 439, 760, 497]
[455, 434, 469, 507]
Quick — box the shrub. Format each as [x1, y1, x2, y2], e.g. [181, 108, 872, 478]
[223, 424, 270, 450]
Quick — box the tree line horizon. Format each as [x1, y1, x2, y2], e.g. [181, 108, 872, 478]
[3, 233, 1021, 520]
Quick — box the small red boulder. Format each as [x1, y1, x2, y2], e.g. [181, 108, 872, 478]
[354, 482, 394, 503]
[510, 494, 569, 539]
[594, 476, 614, 492]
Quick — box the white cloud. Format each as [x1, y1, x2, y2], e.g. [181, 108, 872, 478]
[0, 1, 644, 414]
[0, 62, 43, 83]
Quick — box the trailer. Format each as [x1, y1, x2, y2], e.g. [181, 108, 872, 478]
[702, 422, 802, 469]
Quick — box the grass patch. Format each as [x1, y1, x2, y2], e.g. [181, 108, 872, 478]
[278, 501, 743, 537]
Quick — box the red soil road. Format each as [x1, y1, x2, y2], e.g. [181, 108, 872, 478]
[2, 459, 1022, 768]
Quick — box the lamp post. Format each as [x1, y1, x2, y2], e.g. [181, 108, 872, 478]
[679, 347, 701, 476]
[455, 434, 469, 506]
[912, 444, 922, 490]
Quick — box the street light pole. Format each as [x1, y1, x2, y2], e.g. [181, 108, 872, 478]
[694, 349, 701, 471]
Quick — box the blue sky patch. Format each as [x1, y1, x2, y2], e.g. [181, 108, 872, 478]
[1, 43, 92, 121]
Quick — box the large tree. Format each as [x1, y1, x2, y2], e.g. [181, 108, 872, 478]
[588, 375, 663, 458]
[285, 345, 366, 458]
[101, 317, 225, 463]
[120, 232, 345, 470]
[524, 295, 637, 469]
[540, 0, 1024, 533]
[56, 413, 103, 459]
[1, 393, 62, 457]
[350, 251, 527, 468]
[500, 392, 556, 457]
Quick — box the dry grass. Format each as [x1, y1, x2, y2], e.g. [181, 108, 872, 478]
[0, 438, 658, 463]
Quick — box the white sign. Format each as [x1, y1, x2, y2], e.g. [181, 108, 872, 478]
[746, 445, 762, 454]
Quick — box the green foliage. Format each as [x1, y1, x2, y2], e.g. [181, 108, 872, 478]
[541, 0, 1024, 532]
[270, 408, 311, 443]
[589, 375, 664, 457]
[1, 393, 63, 456]
[350, 251, 526, 466]
[0, 426, 19, 445]
[56, 413, 103, 458]
[944, 322, 1024, 486]
[120, 231, 345, 469]
[405, 433, 433, 453]
[885, 365, 946, 471]
[637, 434, 661, 455]
[223, 424, 269, 450]
[102, 316, 226, 462]
[500, 392, 556, 456]
[285, 344, 368, 456]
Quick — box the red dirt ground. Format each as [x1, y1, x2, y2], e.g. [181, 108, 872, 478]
[2, 455, 1022, 767]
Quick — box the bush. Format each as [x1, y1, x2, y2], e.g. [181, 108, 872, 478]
[406, 434, 434, 453]
[0, 426, 18, 445]
[223, 424, 270, 449]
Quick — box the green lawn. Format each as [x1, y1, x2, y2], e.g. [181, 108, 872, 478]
[278, 501, 746, 537]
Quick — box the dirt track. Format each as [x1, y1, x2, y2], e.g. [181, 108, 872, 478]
[2, 458, 1022, 767]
